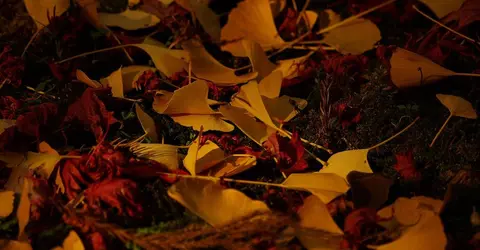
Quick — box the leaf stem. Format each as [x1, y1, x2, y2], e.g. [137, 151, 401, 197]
[413, 5, 478, 44]
[160, 172, 289, 188]
[453, 73, 480, 77]
[56, 44, 133, 64]
[369, 116, 419, 150]
[430, 114, 452, 147]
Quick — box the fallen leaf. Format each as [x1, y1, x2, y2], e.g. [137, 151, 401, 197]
[182, 40, 258, 85]
[393, 151, 421, 180]
[76, 0, 101, 28]
[430, 94, 477, 147]
[187, 0, 220, 41]
[220, 0, 285, 53]
[152, 80, 234, 132]
[347, 171, 393, 209]
[168, 178, 270, 227]
[76, 70, 102, 88]
[282, 173, 349, 203]
[321, 18, 381, 55]
[133, 44, 187, 77]
[38, 141, 59, 156]
[275, 55, 311, 79]
[418, 0, 466, 18]
[264, 132, 308, 174]
[130, 143, 180, 170]
[0, 240, 32, 250]
[99, 10, 160, 30]
[0, 119, 16, 134]
[184, 140, 225, 176]
[270, 0, 286, 17]
[305, 10, 318, 29]
[319, 149, 372, 180]
[24, 0, 70, 30]
[258, 70, 282, 99]
[17, 178, 31, 240]
[122, 65, 156, 91]
[262, 95, 307, 123]
[231, 81, 276, 127]
[135, 104, 159, 142]
[227, 40, 276, 80]
[296, 195, 344, 250]
[207, 155, 257, 177]
[390, 48, 455, 88]
[101, 68, 123, 98]
[52, 230, 85, 250]
[0, 191, 14, 217]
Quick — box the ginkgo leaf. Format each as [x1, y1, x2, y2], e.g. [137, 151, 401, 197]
[182, 40, 258, 85]
[262, 95, 307, 123]
[270, 0, 286, 17]
[135, 104, 159, 142]
[122, 65, 156, 91]
[99, 10, 160, 30]
[52, 230, 85, 250]
[207, 155, 257, 177]
[227, 40, 276, 80]
[76, 70, 102, 88]
[221, 0, 285, 53]
[218, 105, 275, 145]
[130, 143, 180, 170]
[295, 195, 344, 250]
[418, 0, 466, 18]
[101, 67, 123, 98]
[24, 0, 70, 30]
[39, 141, 59, 156]
[184, 140, 225, 176]
[17, 178, 31, 240]
[0, 191, 14, 217]
[153, 80, 234, 132]
[347, 171, 393, 209]
[187, 0, 220, 41]
[282, 173, 350, 203]
[168, 178, 270, 227]
[258, 70, 282, 99]
[318, 149, 372, 180]
[321, 18, 381, 55]
[390, 48, 455, 88]
[305, 10, 318, 29]
[0, 240, 32, 250]
[232, 81, 276, 127]
[430, 94, 477, 147]
[0, 119, 16, 134]
[133, 44, 187, 77]
[76, 0, 102, 28]
[1, 152, 62, 193]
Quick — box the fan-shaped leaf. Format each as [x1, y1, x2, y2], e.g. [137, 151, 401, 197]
[319, 149, 372, 180]
[24, 0, 70, 30]
[130, 143, 180, 170]
[437, 94, 477, 119]
[133, 44, 188, 77]
[99, 10, 160, 30]
[418, 0, 466, 18]
[52, 230, 85, 250]
[282, 173, 349, 203]
[0, 191, 14, 217]
[135, 104, 159, 142]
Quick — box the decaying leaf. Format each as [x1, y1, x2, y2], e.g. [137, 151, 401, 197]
[0, 119, 16, 134]
[133, 44, 188, 77]
[418, 0, 466, 18]
[0, 191, 14, 217]
[182, 40, 258, 85]
[374, 196, 446, 250]
[347, 171, 393, 209]
[430, 94, 477, 147]
[390, 48, 455, 88]
[99, 10, 160, 30]
[168, 178, 270, 227]
[52, 230, 85, 250]
[24, 0, 70, 30]
[17, 178, 31, 240]
[295, 195, 344, 250]
[130, 143, 180, 170]
[153, 80, 234, 132]
[0, 240, 32, 250]
[135, 104, 159, 142]
[321, 18, 381, 55]
[282, 173, 349, 203]
[220, 0, 285, 53]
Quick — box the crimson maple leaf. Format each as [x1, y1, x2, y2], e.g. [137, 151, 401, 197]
[263, 131, 307, 174]
[394, 151, 421, 180]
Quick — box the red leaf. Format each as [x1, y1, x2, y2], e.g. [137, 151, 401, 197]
[17, 103, 58, 139]
[393, 151, 421, 180]
[321, 54, 368, 76]
[342, 208, 380, 249]
[263, 131, 307, 174]
[63, 88, 118, 141]
[0, 96, 21, 119]
[0, 45, 24, 87]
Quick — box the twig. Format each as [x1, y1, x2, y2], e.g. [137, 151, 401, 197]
[369, 117, 419, 150]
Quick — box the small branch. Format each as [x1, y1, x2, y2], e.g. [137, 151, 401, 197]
[369, 117, 419, 150]
[296, 0, 311, 25]
[25, 86, 58, 99]
[453, 72, 480, 77]
[22, 28, 42, 57]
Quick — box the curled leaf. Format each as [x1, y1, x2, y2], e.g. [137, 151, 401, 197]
[168, 178, 270, 227]
[133, 44, 188, 77]
[135, 104, 159, 142]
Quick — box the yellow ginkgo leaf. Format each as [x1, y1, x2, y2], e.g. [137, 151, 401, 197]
[122, 65, 156, 91]
[430, 94, 477, 147]
[135, 104, 159, 142]
[258, 70, 282, 99]
[0, 240, 32, 250]
[282, 173, 349, 203]
[321, 18, 381, 55]
[52, 230, 85, 250]
[232, 81, 276, 127]
[219, 105, 276, 145]
[76, 70, 102, 88]
[134, 44, 187, 77]
[390, 48, 455, 88]
[221, 0, 285, 53]
[296, 195, 343, 250]
[182, 40, 258, 85]
[24, 0, 70, 30]
[374, 196, 446, 250]
[168, 178, 270, 227]
[262, 95, 307, 123]
[99, 10, 160, 30]
[270, 0, 286, 17]
[130, 143, 180, 170]
[0, 191, 14, 217]
[0, 119, 16, 134]
[305, 10, 318, 30]
[101, 68, 123, 98]
[17, 178, 31, 240]
[39, 141, 59, 156]
[187, 0, 220, 41]
[227, 40, 276, 80]
[207, 155, 257, 177]
[418, 0, 465, 18]
[76, 0, 101, 28]
[184, 140, 225, 176]
[319, 149, 372, 180]
[153, 81, 234, 132]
